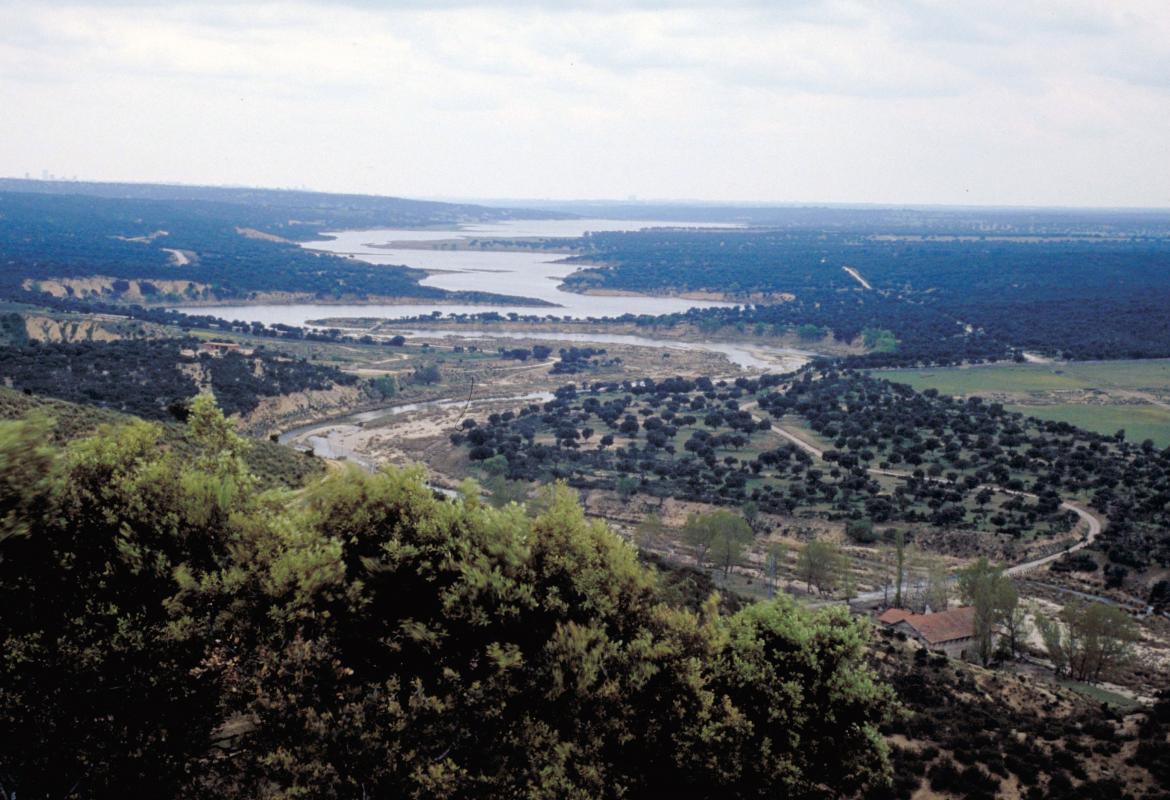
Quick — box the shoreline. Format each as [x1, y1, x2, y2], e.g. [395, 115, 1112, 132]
[310, 316, 846, 360]
[362, 238, 577, 254]
[562, 286, 796, 303]
[165, 293, 560, 311]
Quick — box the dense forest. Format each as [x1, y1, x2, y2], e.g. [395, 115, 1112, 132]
[560, 229, 1170, 364]
[0, 338, 358, 418]
[0, 313, 28, 347]
[454, 370, 1170, 574]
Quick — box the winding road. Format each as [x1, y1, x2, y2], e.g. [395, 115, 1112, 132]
[291, 381, 1109, 608]
[758, 408, 1106, 598]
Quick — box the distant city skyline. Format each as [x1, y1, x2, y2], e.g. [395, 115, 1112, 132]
[2, 1, 1168, 208]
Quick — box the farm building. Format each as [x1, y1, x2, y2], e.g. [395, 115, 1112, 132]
[878, 606, 978, 659]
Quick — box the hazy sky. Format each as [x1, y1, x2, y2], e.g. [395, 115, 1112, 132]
[1, 1, 1168, 207]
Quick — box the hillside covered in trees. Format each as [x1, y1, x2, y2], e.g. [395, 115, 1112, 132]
[1, 397, 1167, 799]
[0, 387, 323, 490]
[0, 338, 358, 419]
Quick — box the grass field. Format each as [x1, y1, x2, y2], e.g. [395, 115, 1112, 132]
[871, 360, 1170, 448]
[1056, 679, 1142, 712]
[871, 359, 1170, 397]
[1005, 403, 1170, 447]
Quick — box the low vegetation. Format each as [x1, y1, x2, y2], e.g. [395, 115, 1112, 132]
[870, 629, 1170, 800]
[0, 387, 323, 490]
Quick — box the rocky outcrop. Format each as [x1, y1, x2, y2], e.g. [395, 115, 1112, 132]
[25, 315, 124, 343]
[22, 276, 214, 303]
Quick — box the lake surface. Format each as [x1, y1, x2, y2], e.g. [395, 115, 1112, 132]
[173, 218, 812, 370]
[181, 219, 739, 322]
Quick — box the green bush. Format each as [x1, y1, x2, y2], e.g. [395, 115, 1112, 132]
[0, 401, 896, 800]
[845, 517, 878, 543]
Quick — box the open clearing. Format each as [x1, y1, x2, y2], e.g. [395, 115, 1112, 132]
[1003, 403, 1170, 447]
[871, 359, 1170, 447]
[871, 358, 1170, 396]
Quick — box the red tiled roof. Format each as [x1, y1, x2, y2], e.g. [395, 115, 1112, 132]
[901, 607, 976, 645]
[877, 608, 914, 625]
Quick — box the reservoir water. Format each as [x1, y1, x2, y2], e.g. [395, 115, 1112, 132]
[173, 218, 814, 370]
[181, 219, 739, 323]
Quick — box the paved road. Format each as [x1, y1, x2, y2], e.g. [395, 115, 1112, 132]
[1019, 579, 1150, 613]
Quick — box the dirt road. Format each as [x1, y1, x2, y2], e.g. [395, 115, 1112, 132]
[765, 416, 1106, 597]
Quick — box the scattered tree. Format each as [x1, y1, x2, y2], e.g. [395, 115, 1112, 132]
[411, 362, 441, 384]
[764, 541, 788, 599]
[1043, 601, 1140, 682]
[634, 512, 666, 550]
[957, 558, 1020, 666]
[845, 517, 877, 544]
[797, 538, 842, 596]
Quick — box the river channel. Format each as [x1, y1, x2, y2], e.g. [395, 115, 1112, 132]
[388, 329, 814, 372]
[278, 390, 556, 466]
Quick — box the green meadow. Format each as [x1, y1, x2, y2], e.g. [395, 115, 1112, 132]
[871, 359, 1170, 396]
[870, 359, 1170, 448]
[1004, 403, 1170, 448]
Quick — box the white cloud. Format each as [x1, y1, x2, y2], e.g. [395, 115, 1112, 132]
[0, 0, 1167, 205]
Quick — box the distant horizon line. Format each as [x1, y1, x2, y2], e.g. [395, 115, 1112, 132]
[3, 175, 1169, 214]
[439, 195, 1170, 214]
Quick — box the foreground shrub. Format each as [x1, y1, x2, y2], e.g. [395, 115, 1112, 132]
[0, 399, 895, 800]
